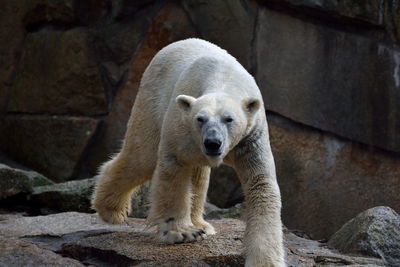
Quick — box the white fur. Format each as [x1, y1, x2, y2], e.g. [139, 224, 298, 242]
[92, 38, 285, 266]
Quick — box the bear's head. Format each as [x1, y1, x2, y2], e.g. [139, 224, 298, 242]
[176, 93, 261, 166]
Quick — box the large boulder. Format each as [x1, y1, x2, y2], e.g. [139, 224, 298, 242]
[256, 7, 400, 153]
[0, 164, 53, 199]
[31, 178, 95, 214]
[328, 206, 400, 266]
[0, 116, 100, 180]
[30, 177, 150, 217]
[267, 113, 400, 239]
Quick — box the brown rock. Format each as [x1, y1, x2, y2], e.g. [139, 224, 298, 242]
[0, 115, 100, 180]
[0, 239, 85, 267]
[256, 7, 400, 153]
[268, 113, 400, 239]
[86, 2, 197, 173]
[8, 28, 107, 116]
[59, 217, 383, 266]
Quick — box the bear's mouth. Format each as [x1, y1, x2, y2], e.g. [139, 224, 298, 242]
[205, 152, 222, 157]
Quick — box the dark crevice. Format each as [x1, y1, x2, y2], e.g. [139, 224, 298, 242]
[72, 119, 105, 179]
[61, 243, 144, 267]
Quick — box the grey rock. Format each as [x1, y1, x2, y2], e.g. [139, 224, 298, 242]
[0, 239, 85, 267]
[0, 164, 53, 199]
[328, 206, 400, 266]
[204, 202, 244, 220]
[31, 178, 95, 213]
[257, 7, 400, 153]
[31, 177, 151, 216]
[0, 212, 136, 238]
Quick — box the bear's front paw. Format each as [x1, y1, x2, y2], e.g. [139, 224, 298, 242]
[159, 228, 207, 244]
[156, 217, 208, 244]
[192, 219, 216, 236]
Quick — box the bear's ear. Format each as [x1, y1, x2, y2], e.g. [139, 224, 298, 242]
[243, 98, 261, 115]
[176, 95, 196, 111]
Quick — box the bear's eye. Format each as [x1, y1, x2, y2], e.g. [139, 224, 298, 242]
[197, 117, 205, 123]
[224, 117, 233, 123]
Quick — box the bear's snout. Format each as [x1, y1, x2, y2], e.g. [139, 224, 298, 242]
[204, 138, 222, 156]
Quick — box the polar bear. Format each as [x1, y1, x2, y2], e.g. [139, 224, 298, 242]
[92, 38, 284, 266]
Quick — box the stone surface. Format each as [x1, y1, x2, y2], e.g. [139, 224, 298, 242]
[328, 206, 400, 266]
[182, 0, 257, 72]
[31, 178, 95, 214]
[8, 28, 107, 116]
[0, 239, 85, 267]
[86, 2, 197, 174]
[0, 0, 76, 113]
[267, 113, 400, 239]
[257, 7, 400, 153]
[0, 212, 385, 266]
[0, 212, 135, 238]
[0, 164, 53, 199]
[204, 202, 244, 220]
[0, 115, 100, 180]
[208, 165, 242, 208]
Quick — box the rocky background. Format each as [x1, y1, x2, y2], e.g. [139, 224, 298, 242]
[1, 1, 400, 264]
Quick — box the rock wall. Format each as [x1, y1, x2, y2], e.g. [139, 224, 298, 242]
[0, 0, 399, 239]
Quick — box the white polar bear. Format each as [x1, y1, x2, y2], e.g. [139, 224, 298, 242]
[92, 38, 285, 267]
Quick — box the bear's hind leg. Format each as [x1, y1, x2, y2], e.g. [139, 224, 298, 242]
[92, 153, 154, 224]
[191, 167, 216, 235]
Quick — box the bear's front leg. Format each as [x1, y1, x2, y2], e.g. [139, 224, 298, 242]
[233, 129, 285, 267]
[147, 154, 208, 244]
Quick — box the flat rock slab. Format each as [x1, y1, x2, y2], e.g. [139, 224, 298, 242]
[0, 239, 85, 267]
[0, 212, 385, 266]
[0, 212, 138, 238]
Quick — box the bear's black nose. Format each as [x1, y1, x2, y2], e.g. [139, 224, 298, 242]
[204, 138, 222, 155]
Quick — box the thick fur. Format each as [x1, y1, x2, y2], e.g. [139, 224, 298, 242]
[92, 38, 285, 266]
